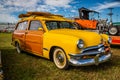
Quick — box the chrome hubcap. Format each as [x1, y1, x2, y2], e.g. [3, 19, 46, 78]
[53, 48, 67, 69]
[57, 53, 64, 63]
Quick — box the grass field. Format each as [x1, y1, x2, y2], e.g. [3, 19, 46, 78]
[0, 33, 120, 80]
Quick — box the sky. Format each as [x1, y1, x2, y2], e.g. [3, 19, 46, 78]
[0, 0, 120, 23]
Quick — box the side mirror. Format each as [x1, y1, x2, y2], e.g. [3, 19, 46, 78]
[38, 27, 43, 31]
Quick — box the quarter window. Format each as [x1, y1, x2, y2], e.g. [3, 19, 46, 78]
[29, 20, 42, 30]
[16, 21, 28, 30]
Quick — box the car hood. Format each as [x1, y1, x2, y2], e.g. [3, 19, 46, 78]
[49, 29, 101, 47]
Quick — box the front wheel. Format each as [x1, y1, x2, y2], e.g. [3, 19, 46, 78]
[53, 48, 69, 69]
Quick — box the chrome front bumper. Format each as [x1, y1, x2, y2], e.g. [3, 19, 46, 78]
[69, 44, 112, 66]
[69, 53, 111, 66]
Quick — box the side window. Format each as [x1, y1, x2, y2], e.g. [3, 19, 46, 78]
[16, 21, 28, 30]
[46, 22, 58, 30]
[60, 22, 72, 28]
[29, 20, 42, 30]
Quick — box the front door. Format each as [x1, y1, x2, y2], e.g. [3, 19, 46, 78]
[25, 20, 43, 55]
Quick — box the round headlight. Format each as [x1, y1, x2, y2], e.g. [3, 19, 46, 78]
[77, 39, 84, 49]
[108, 37, 112, 44]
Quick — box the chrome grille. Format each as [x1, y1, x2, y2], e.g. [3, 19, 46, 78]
[81, 44, 105, 56]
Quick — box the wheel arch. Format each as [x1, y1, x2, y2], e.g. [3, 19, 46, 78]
[49, 46, 69, 69]
[14, 39, 21, 47]
[49, 46, 66, 61]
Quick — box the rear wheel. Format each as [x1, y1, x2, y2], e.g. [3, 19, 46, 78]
[109, 26, 118, 35]
[53, 48, 68, 69]
[16, 42, 22, 53]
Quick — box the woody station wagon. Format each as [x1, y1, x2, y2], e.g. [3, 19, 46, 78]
[12, 12, 112, 69]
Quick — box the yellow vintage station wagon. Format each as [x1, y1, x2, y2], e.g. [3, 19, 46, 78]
[12, 12, 112, 69]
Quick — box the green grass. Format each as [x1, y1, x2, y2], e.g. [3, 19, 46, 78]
[0, 33, 120, 80]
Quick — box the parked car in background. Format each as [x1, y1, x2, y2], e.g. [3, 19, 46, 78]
[0, 24, 15, 33]
[109, 22, 120, 35]
[108, 22, 120, 45]
[12, 12, 112, 69]
[111, 36, 120, 45]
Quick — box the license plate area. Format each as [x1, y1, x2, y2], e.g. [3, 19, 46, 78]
[94, 54, 100, 65]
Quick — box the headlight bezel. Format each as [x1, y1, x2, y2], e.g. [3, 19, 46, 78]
[77, 39, 84, 49]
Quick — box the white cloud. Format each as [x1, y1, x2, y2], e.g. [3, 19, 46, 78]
[36, 5, 58, 12]
[5, 0, 40, 8]
[1, 0, 73, 12]
[44, 0, 72, 8]
[0, 0, 74, 22]
[0, 14, 17, 23]
[1, 0, 41, 12]
[71, 10, 76, 12]
[91, 1, 120, 12]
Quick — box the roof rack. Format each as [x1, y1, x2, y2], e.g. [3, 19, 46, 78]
[18, 12, 63, 18]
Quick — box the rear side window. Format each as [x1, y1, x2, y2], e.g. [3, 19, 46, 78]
[29, 20, 42, 30]
[16, 21, 28, 30]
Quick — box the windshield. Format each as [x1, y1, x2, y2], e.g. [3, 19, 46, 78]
[89, 12, 99, 20]
[45, 21, 78, 30]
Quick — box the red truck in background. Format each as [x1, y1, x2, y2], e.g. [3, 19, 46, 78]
[111, 36, 120, 45]
[109, 22, 120, 45]
[75, 7, 98, 29]
[75, 7, 120, 45]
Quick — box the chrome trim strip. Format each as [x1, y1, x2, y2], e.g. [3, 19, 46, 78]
[43, 48, 48, 51]
[69, 51, 101, 57]
[69, 45, 105, 57]
[81, 44, 104, 53]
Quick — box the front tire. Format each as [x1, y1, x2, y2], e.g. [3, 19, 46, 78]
[53, 48, 68, 69]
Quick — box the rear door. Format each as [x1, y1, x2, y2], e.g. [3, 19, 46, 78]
[25, 20, 44, 55]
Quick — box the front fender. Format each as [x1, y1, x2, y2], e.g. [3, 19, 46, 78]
[43, 32, 80, 59]
[100, 34, 109, 41]
[100, 34, 111, 46]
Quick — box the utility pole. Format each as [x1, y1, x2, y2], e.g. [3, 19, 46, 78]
[107, 8, 114, 24]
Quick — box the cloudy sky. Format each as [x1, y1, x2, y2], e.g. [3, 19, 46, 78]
[0, 0, 120, 23]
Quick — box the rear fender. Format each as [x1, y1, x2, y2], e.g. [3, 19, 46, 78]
[12, 39, 21, 47]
